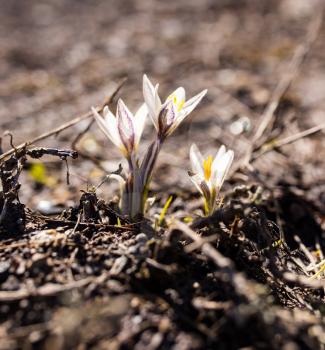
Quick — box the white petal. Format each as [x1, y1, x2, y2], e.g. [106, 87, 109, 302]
[143, 75, 160, 130]
[102, 107, 126, 148]
[189, 173, 205, 195]
[116, 99, 134, 135]
[134, 103, 148, 147]
[154, 84, 162, 116]
[190, 143, 204, 177]
[159, 100, 176, 129]
[211, 145, 226, 173]
[92, 107, 123, 150]
[181, 89, 207, 118]
[168, 89, 207, 135]
[103, 105, 115, 120]
[167, 87, 186, 109]
[116, 99, 135, 153]
[214, 150, 234, 188]
[143, 74, 155, 96]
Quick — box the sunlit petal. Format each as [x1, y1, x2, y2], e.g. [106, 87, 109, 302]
[143, 75, 160, 130]
[190, 144, 204, 177]
[181, 89, 207, 118]
[154, 84, 162, 122]
[167, 87, 186, 112]
[134, 103, 148, 148]
[116, 99, 135, 154]
[143, 77, 207, 140]
[189, 142, 234, 216]
[189, 172, 205, 195]
[211, 145, 226, 175]
[103, 105, 116, 121]
[216, 150, 234, 188]
[92, 107, 124, 151]
[168, 89, 207, 135]
[158, 100, 176, 137]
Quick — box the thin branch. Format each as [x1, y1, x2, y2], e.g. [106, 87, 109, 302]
[26, 147, 78, 160]
[43, 217, 137, 231]
[71, 77, 127, 150]
[0, 78, 127, 163]
[252, 122, 325, 161]
[0, 111, 94, 162]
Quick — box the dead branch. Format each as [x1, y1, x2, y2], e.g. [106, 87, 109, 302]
[0, 78, 127, 163]
[0, 147, 78, 232]
[27, 147, 78, 160]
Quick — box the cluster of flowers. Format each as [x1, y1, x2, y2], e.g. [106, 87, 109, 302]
[92, 75, 234, 218]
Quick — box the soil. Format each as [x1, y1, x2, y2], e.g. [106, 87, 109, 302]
[0, 1, 325, 349]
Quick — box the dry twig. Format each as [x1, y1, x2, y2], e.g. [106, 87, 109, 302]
[0, 78, 127, 163]
[251, 122, 325, 161]
[71, 77, 127, 170]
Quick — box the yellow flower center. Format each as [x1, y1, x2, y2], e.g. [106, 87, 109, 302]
[167, 94, 185, 112]
[203, 155, 213, 181]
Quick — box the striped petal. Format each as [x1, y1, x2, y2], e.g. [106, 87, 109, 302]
[167, 87, 186, 112]
[158, 100, 176, 138]
[189, 143, 204, 177]
[189, 172, 205, 195]
[92, 106, 124, 151]
[169, 89, 207, 135]
[116, 99, 135, 155]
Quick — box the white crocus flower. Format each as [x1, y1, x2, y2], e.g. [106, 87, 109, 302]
[92, 99, 147, 158]
[143, 74, 207, 139]
[189, 143, 234, 215]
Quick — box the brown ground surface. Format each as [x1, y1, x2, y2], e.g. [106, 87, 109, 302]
[0, 0, 325, 349]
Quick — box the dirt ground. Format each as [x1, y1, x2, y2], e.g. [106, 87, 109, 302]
[0, 0, 325, 349]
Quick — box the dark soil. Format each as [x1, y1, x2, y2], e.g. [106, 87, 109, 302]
[1, 1, 325, 349]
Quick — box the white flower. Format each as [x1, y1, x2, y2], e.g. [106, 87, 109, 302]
[92, 99, 147, 157]
[143, 74, 207, 139]
[189, 143, 234, 214]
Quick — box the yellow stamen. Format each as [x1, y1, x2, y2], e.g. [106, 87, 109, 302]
[168, 94, 185, 112]
[203, 155, 213, 181]
[177, 98, 185, 112]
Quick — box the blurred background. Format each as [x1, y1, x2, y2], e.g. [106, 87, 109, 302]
[0, 0, 324, 213]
